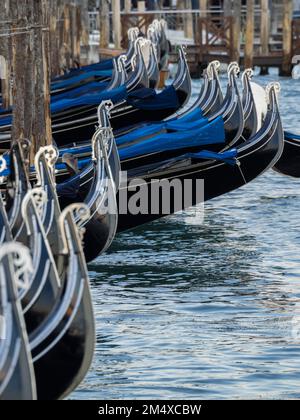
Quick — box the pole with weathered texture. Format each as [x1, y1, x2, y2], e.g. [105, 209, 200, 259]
[137, 1, 146, 35]
[31, 0, 52, 158]
[260, 0, 270, 75]
[200, 0, 208, 18]
[281, 0, 293, 76]
[232, 0, 241, 63]
[10, 0, 52, 160]
[185, 0, 194, 40]
[244, 0, 254, 69]
[63, 3, 71, 70]
[0, 0, 12, 109]
[99, 0, 110, 49]
[112, 0, 121, 49]
[80, 0, 90, 49]
[125, 0, 132, 13]
[10, 0, 30, 141]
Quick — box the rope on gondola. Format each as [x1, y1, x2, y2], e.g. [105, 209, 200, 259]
[235, 159, 247, 184]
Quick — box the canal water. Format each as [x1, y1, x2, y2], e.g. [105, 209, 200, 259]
[73, 71, 300, 399]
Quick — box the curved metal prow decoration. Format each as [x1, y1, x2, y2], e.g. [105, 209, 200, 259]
[227, 62, 240, 83]
[0, 192, 12, 244]
[97, 100, 114, 129]
[0, 242, 37, 400]
[266, 82, 281, 106]
[0, 242, 33, 295]
[128, 27, 139, 43]
[58, 203, 90, 256]
[21, 188, 47, 237]
[35, 145, 58, 187]
[207, 60, 221, 80]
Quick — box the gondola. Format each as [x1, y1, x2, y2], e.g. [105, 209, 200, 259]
[0, 38, 154, 147]
[1, 158, 96, 399]
[58, 119, 119, 263]
[96, 64, 244, 171]
[0, 243, 37, 400]
[29, 203, 95, 400]
[16, 188, 61, 336]
[55, 84, 283, 234]
[273, 131, 300, 178]
[116, 83, 284, 231]
[51, 45, 191, 146]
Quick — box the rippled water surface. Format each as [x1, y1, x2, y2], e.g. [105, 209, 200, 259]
[73, 72, 300, 399]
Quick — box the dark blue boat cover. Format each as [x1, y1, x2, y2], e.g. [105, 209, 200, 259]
[51, 70, 112, 90]
[52, 81, 109, 102]
[284, 131, 300, 141]
[127, 86, 179, 110]
[187, 149, 238, 165]
[118, 116, 225, 160]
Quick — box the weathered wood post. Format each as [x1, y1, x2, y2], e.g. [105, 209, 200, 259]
[10, 0, 30, 141]
[63, 3, 71, 70]
[224, 0, 233, 61]
[99, 0, 110, 49]
[185, 0, 194, 40]
[260, 0, 270, 74]
[70, 4, 82, 66]
[281, 0, 293, 76]
[125, 0, 132, 13]
[232, 0, 241, 63]
[137, 0, 146, 35]
[0, 0, 12, 109]
[31, 0, 52, 158]
[200, 0, 208, 18]
[10, 0, 52, 160]
[112, 0, 121, 49]
[244, 0, 254, 69]
[80, 0, 90, 50]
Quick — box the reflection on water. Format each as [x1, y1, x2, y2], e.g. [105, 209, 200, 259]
[73, 73, 300, 399]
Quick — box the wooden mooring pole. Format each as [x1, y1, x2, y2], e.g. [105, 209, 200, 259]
[232, 0, 241, 63]
[281, 0, 293, 76]
[244, 0, 254, 69]
[0, 0, 12, 110]
[10, 0, 52, 161]
[112, 0, 121, 49]
[99, 0, 110, 49]
[260, 0, 270, 75]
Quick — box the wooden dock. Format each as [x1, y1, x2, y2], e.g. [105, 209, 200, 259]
[96, 3, 300, 78]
